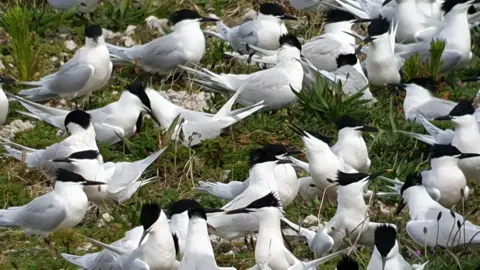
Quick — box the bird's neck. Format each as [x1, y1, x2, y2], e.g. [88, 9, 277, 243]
[337, 188, 367, 210]
[186, 218, 214, 257]
[324, 22, 353, 35]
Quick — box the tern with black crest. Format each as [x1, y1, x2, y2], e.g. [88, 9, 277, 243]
[107, 9, 218, 75]
[16, 25, 112, 102]
[206, 3, 296, 53]
[11, 80, 159, 145]
[0, 169, 104, 238]
[180, 34, 303, 109]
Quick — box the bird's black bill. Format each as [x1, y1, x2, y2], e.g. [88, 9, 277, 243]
[281, 14, 297, 20]
[200, 17, 219, 22]
[277, 159, 292, 165]
[459, 153, 480, 159]
[225, 208, 251, 215]
[52, 157, 72, 163]
[83, 180, 106, 186]
[204, 208, 224, 213]
[359, 126, 379, 132]
[382, 0, 393, 6]
[138, 229, 151, 247]
[394, 199, 406, 215]
[434, 115, 452, 121]
[286, 149, 303, 156]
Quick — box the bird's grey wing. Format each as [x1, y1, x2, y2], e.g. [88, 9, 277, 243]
[417, 98, 457, 120]
[48, 64, 95, 95]
[406, 219, 462, 247]
[440, 51, 463, 72]
[334, 66, 369, 95]
[236, 21, 259, 46]
[138, 35, 188, 70]
[17, 193, 66, 232]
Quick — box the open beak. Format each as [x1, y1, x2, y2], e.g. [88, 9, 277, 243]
[434, 115, 452, 121]
[281, 14, 297, 20]
[359, 126, 379, 132]
[200, 17, 219, 22]
[204, 208, 224, 213]
[459, 153, 480, 159]
[286, 149, 303, 156]
[394, 198, 406, 215]
[83, 180, 107, 186]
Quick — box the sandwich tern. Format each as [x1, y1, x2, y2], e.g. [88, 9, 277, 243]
[1, 110, 102, 176]
[206, 3, 296, 53]
[179, 206, 236, 270]
[107, 9, 218, 75]
[196, 144, 300, 205]
[0, 169, 104, 238]
[76, 203, 176, 269]
[421, 144, 479, 208]
[10, 79, 159, 145]
[181, 34, 304, 110]
[17, 25, 112, 102]
[387, 173, 480, 248]
[367, 224, 429, 270]
[52, 147, 166, 205]
[146, 79, 263, 146]
[0, 76, 12, 125]
[225, 192, 352, 270]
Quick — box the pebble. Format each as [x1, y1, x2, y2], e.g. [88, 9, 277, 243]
[303, 214, 319, 226]
[209, 234, 222, 246]
[64, 40, 77, 51]
[120, 36, 136, 47]
[159, 89, 213, 111]
[225, 250, 235, 256]
[0, 60, 4, 70]
[75, 242, 93, 251]
[124, 25, 137, 36]
[51, 56, 58, 63]
[0, 120, 35, 140]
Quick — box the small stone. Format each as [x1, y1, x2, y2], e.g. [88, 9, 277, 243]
[102, 213, 113, 222]
[112, 91, 119, 95]
[145, 16, 169, 35]
[120, 36, 136, 47]
[51, 56, 58, 62]
[124, 25, 137, 36]
[303, 214, 319, 226]
[0, 60, 4, 70]
[225, 250, 235, 256]
[64, 40, 77, 51]
[242, 9, 257, 21]
[209, 234, 221, 245]
[0, 120, 35, 140]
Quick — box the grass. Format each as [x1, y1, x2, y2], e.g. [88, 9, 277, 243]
[1, 0, 480, 269]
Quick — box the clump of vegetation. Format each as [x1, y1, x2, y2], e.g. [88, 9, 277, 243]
[0, 6, 43, 80]
[402, 39, 446, 81]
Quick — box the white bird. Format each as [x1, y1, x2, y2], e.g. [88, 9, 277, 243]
[17, 25, 112, 101]
[389, 173, 480, 248]
[107, 9, 218, 75]
[224, 192, 352, 270]
[302, 9, 366, 72]
[180, 34, 304, 110]
[0, 76, 12, 125]
[1, 110, 102, 176]
[289, 123, 357, 201]
[206, 3, 296, 53]
[388, 78, 457, 122]
[433, 101, 480, 183]
[47, 0, 100, 13]
[146, 79, 264, 146]
[334, 0, 396, 21]
[166, 199, 208, 259]
[395, 0, 475, 72]
[283, 170, 394, 256]
[10, 79, 159, 145]
[331, 116, 378, 173]
[382, 0, 439, 43]
[179, 206, 236, 270]
[420, 144, 479, 208]
[0, 169, 103, 238]
[303, 54, 374, 101]
[206, 159, 287, 241]
[74, 203, 177, 270]
[363, 16, 403, 86]
[52, 147, 166, 205]
[196, 144, 300, 205]
[367, 224, 428, 270]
